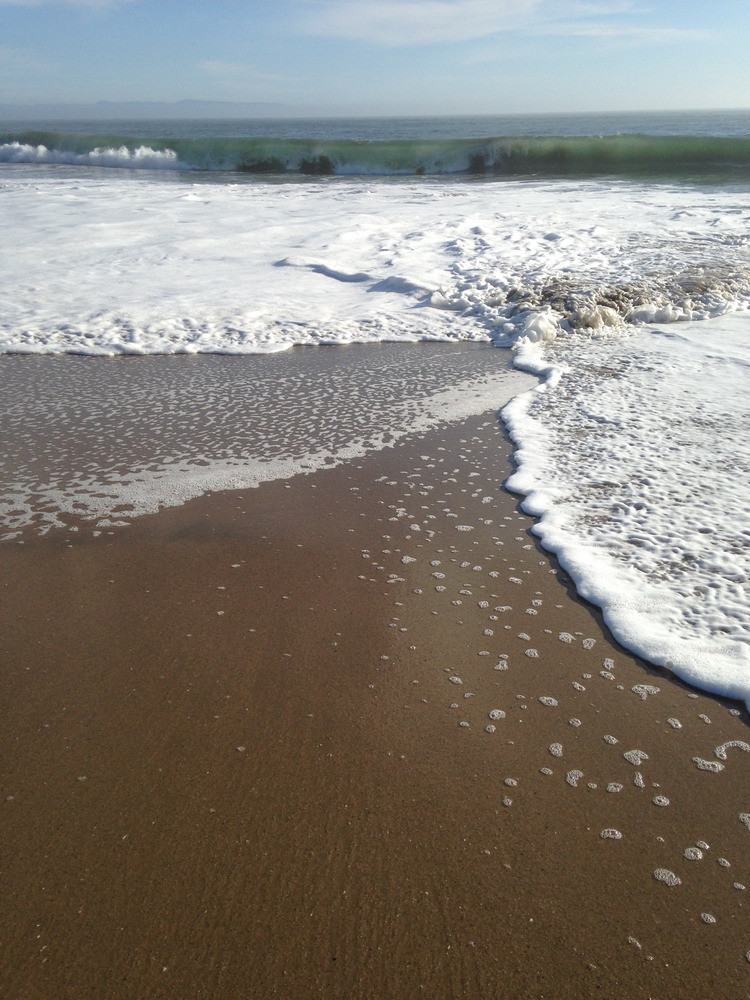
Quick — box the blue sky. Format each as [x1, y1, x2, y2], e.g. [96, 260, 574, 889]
[1, 0, 748, 115]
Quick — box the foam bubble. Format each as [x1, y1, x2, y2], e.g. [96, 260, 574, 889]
[549, 743, 563, 758]
[632, 684, 660, 700]
[600, 829, 622, 840]
[714, 740, 750, 760]
[693, 757, 724, 773]
[653, 868, 681, 887]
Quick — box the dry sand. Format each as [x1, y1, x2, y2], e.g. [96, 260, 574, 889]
[1, 411, 749, 999]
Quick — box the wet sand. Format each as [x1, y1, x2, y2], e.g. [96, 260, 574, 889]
[1, 411, 749, 1000]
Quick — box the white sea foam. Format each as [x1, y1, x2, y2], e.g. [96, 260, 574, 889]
[504, 312, 750, 710]
[3, 172, 748, 357]
[2, 165, 749, 709]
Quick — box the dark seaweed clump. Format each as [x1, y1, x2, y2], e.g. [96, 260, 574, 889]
[299, 155, 335, 175]
[236, 158, 286, 174]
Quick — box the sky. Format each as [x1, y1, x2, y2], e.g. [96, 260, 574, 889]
[1, 0, 749, 116]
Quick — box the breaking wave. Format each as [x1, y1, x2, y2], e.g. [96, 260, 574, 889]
[3, 131, 750, 178]
[0, 140, 186, 170]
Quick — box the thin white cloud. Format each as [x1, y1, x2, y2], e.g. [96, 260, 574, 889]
[546, 23, 711, 41]
[298, 0, 543, 46]
[0, 44, 61, 101]
[199, 61, 290, 85]
[0, 0, 139, 7]
[0, 44, 56, 71]
[297, 0, 709, 47]
[200, 60, 253, 79]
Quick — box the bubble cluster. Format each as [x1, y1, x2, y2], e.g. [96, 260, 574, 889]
[653, 868, 681, 887]
[692, 757, 724, 773]
[715, 740, 750, 760]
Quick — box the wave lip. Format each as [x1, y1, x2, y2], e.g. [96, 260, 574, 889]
[3, 131, 750, 177]
[0, 140, 189, 170]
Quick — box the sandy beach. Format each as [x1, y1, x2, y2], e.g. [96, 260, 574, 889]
[2, 403, 749, 1000]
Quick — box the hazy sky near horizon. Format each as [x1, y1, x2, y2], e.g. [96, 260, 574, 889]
[1, 0, 748, 116]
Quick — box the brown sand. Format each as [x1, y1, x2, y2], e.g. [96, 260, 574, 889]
[1, 412, 749, 999]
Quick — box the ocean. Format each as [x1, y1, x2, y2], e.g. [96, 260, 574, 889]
[2, 110, 749, 709]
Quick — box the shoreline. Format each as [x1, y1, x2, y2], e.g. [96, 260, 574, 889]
[2, 409, 749, 999]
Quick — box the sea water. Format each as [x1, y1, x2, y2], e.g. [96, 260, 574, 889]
[1, 111, 749, 707]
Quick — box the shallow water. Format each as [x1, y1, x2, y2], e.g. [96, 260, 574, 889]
[0, 343, 532, 537]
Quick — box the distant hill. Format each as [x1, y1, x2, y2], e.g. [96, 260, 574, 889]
[0, 99, 299, 120]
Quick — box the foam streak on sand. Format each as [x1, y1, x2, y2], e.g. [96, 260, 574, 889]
[0, 345, 534, 537]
